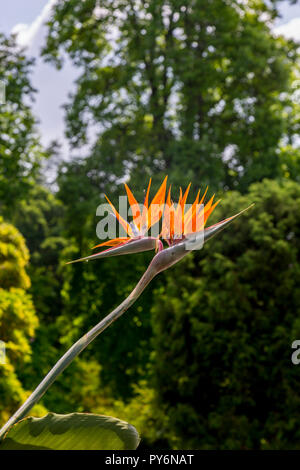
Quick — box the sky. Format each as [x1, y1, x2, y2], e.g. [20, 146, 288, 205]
[0, 0, 300, 154]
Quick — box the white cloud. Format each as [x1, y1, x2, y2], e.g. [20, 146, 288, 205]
[9, 0, 75, 154]
[274, 17, 300, 41]
[11, 0, 58, 47]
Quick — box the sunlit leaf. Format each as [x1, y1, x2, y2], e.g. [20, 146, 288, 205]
[0, 412, 140, 450]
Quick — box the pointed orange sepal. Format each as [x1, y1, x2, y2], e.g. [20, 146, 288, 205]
[147, 176, 168, 229]
[105, 194, 133, 237]
[124, 183, 141, 230]
[92, 237, 131, 249]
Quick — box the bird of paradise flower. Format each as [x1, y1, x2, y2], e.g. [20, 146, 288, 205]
[68, 176, 251, 264]
[0, 177, 253, 440]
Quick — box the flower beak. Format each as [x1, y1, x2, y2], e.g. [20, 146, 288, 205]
[200, 203, 255, 245]
[146, 203, 255, 275]
[66, 237, 157, 264]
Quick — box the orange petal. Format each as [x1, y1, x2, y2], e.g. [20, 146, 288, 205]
[148, 176, 168, 229]
[184, 189, 200, 221]
[204, 199, 221, 226]
[180, 183, 191, 234]
[186, 193, 216, 234]
[141, 178, 152, 231]
[105, 194, 132, 236]
[150, 176, 168, 207]
[193, 194, 219, 230]
[93, 237, 131, 249]
[199, 186, 208, 205]
[173, 185, 189, 238]
[181, 183, 191, 209]
[203, 195, 215, 224]
[125, 183, 141, 229]
[166, 185, 172, 207]
[143, 178, 152, 210]
[193, 194, 214, 231]
[178, 187, 183, 206]
[161, 186, 175, 240]
[184, 189, 200, 234]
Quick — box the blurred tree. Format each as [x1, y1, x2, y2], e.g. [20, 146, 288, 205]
[12, 185, 66, 321]
[0, 34, 45, 217]
[4, 187, 108, 417]
[149, 179, 300, 449]
[10, 185, 68, 399]
[42, 0, 299, 194]
[0, 218, 45, 424]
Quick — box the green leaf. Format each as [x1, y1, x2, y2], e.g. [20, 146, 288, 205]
[0, 412, 140, 450]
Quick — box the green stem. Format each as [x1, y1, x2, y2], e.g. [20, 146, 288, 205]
[0, 261, 158, 442]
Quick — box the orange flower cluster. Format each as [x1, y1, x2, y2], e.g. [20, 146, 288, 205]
[93, 176, 220, 250]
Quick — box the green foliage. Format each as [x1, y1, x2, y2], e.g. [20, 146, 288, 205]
[0, 412, 140, 450]
[11, 185, 66, 319]
[0, 219, 30, 290]
[7, 186, 68, 401]
[43, 0, 299, 193]
[0, 219, 45, 424]
[7, 187, 106, 415]
[96, 381, 170, 449]
[0, 34, 45, 216]
[149, 179, 300, 449]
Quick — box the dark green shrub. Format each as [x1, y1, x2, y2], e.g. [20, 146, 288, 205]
[151, 179, 300, 449]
